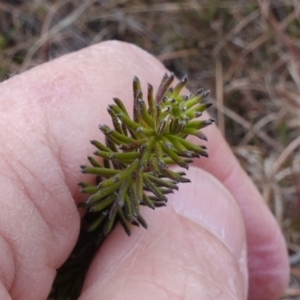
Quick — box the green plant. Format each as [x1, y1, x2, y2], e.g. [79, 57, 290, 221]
[50, 73, 214, 300]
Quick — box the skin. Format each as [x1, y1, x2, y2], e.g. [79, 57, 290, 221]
[0, 41, 289, 300]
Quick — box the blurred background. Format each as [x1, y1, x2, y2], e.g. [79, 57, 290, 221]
[0, 0, 299, 298]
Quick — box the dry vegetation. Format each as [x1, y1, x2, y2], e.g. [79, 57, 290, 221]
[0, 0, 300, 298]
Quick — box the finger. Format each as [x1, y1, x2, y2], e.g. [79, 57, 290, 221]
[190, 125, 289, 299]
[0, 74, 82, 297]
[80, 168, 248, 300]
[0, 78, 81, 298]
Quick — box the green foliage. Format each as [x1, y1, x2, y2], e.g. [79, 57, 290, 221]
[80, 73, 214, 236]
[50, 73, 213, 300]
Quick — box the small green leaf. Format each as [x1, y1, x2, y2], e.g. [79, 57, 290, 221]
[81, 166, 118, 177]
[89, 194, 116, 212]
[117, 208, 131, 236]
[172, 75, 187, 97]
[87, 182, 122, 204]
[98, 159, 139, 188]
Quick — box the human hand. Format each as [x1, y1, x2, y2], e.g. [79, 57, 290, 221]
[0, 41, 289, 299]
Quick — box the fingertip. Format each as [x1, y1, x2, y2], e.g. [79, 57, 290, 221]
[170, 167, 247, 259]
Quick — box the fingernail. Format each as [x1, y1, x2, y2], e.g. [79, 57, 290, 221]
[170, 166, 248, 290]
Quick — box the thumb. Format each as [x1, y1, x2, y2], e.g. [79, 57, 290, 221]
[80, 167, 248, 300]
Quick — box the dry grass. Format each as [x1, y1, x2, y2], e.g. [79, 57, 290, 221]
[1, 0, 300, 298]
